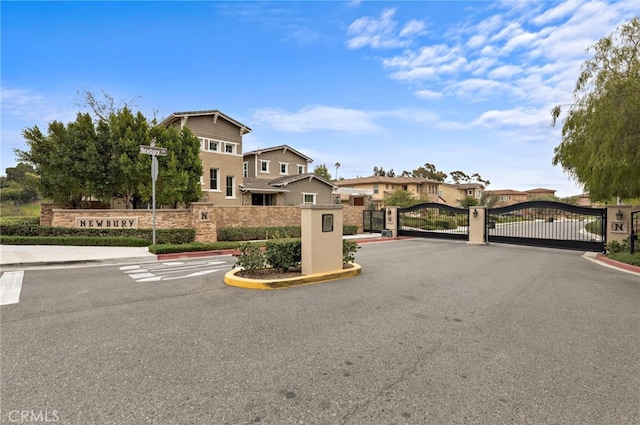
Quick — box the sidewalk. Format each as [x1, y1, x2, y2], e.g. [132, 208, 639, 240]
[0, 233, 386, 269]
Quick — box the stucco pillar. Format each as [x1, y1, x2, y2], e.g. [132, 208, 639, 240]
[606, 205, 632, 244]
[384, 206, 398, 237]
[467, 206, 487, 245]
[301, 205, 343, 275]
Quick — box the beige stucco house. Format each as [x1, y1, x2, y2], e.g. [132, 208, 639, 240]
[333, 176, 484, 209]
[486, 188, 556, 206]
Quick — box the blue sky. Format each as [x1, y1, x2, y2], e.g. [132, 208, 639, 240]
[2, 0, 638, 197]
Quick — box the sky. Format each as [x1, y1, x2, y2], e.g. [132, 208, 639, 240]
[1, 0, 638, 197]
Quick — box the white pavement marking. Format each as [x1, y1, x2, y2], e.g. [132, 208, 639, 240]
[0, 271, 25, 305]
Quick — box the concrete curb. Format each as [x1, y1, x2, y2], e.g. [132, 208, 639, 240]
[224, 263, 362, 290]
[594, 253, 640, 276]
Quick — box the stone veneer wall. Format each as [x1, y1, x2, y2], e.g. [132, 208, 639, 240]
[47, 204, 366, 243]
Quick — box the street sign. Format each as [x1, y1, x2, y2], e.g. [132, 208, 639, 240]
[151, 156, 159, 181]
[139, 145, 167, 156]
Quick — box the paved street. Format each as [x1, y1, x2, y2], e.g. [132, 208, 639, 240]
[1, 239, 639, 424]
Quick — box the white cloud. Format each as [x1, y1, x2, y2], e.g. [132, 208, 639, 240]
[414, 89, 442, 100]
[470, 107, 552, 131]
[532, 0, 582, 25]
[251, 105, 382, 134]
[1, 88, 76, 124]
[346, 8, 425, 49]
[487, 65, 522, 79]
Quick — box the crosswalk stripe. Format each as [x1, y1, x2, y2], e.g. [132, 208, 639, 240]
[0, 271, 24, 305]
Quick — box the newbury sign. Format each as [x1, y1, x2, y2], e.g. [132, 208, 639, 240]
[76, 218, 139, 229]
[139, 145, 167, 156]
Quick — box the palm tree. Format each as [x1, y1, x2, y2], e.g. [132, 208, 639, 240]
[334, 162, 341, 180]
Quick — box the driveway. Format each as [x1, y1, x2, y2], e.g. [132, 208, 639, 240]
[1, 239, 639, 424]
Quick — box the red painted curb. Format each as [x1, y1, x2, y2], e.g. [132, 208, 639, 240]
[595, 254, 640, 274]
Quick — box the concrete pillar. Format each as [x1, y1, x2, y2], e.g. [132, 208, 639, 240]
[301, 205, 343, 275]
[384, 206, 398, 237]
[606, 205, 632, 244]
[467, 206, 487, 245]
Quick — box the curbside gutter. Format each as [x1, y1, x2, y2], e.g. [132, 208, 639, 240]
[593, 253, 640, 276]
[224, 263, 362, 290]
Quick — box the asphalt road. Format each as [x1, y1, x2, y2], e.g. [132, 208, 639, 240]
[1, 240, 639, 425]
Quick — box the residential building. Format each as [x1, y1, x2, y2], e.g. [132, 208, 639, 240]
[486, 188, 557, 207]
[159, 110, 251, 206]
[333, 176, 483, 209]
[241, 145, 334, 206]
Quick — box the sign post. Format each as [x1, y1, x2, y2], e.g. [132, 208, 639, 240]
[140, 140, 167, 245]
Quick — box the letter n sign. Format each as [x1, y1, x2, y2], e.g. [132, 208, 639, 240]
[611, 221, 627, 233]
[200, 211, 209, 221]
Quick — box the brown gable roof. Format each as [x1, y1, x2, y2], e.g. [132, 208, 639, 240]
[240, 174, 336, 192]
[270, 173, 336, 188]
[243, 145, 313, 163]
[158, 109, 251, 134]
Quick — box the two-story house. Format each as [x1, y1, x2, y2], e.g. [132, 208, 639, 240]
[159, 109, 251, 206]
[240, 145, 335, 206]
[486, 188, 556, 206]
[159, 111, 335, 206]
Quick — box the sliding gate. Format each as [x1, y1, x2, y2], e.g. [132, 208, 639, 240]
[397, 203, 469, 240]
[486, 201, 606, 252]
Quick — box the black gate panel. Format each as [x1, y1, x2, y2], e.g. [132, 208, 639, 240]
[363, 210, 385, 233]
[487, 201, 606, 252]
[631, 211, 639, 254]
[397, 203, 468, 240]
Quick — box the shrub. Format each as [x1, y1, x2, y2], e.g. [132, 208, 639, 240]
[234, 242, 266, 272]
[343, 225, 359, 235]
[606, 238, 629, 254]
[0, 216, 40, 225]
[265, 239, 302, 271]
[607, 252, 640, 266]
[0, 236, 149, 247]
[217, 226, 301, 241]
[343, 239, 360, 264]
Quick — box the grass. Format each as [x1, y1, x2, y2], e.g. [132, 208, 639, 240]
[607, 252, 640, 267]
[0, 201, 41, 218]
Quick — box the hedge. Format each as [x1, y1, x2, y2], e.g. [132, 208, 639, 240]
[0, 236, 149, 247]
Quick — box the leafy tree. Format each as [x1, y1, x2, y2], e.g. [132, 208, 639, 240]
[460, 196, 479, 208]
[313, 164, 332, 180]
[409, 163, 447, 181]
[334, 162, 340, 180]
[384, 189, 419, 207]
[5, 163, 35, 185]
[449, 170, 470, 184]
[552, 17, 640, 201]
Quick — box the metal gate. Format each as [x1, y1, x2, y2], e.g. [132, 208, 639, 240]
[397, 203, 469, 240]
[363, 209, 385, 233]
[631, 211, 639, 254]
[486, 201, 606, 252]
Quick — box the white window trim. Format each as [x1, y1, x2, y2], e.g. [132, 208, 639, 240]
[302, 192, 317, 205]
[198, 137, 239, 156]
[209, 168, 221, 191]
[225, 175, 236, 199]
[243, 161, 249, 178]
[297, 164, 305, 174]
[259, 160, 270, 173]
[279, 162, 289, 175]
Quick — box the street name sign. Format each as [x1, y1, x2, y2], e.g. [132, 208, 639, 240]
[140, 145, 167, 156]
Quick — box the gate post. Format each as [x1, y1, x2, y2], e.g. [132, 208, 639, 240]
[606, 205, 632, 246]
[301, 204, 343, 275]
[467, 206, 487, 245]
[385, 206, 398, 237]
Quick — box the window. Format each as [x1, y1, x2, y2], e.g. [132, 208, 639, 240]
[373, 184, 379, 194]
[467, 189, 474, 196]
[251, 193, 273, 206]
[199, 137, 219, 152]
[260, 160, 270, 173]
[224, 143, 236, 154]
[297, 165, 305, 174]
[279, 162, 289, 175]
[243, 162, 248, 178]
[402, 185, 408, 191]
[226, 176, 235, 198]
[303, 193, 317, 205]
[209, 168, 219, 190]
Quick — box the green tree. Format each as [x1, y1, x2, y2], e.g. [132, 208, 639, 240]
[313, 164, 332, 180]
[408, 163, 447, 181]
[460, 196, 479, 208]
[552, 17, 640, 201]
[384, 189, 419, 207]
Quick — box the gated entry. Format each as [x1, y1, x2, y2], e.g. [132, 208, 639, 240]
[363, 209, 385, 233]
[486, 201, 606, 252]
[397, 203, 469, 240]
[631, 210, 639, 254]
